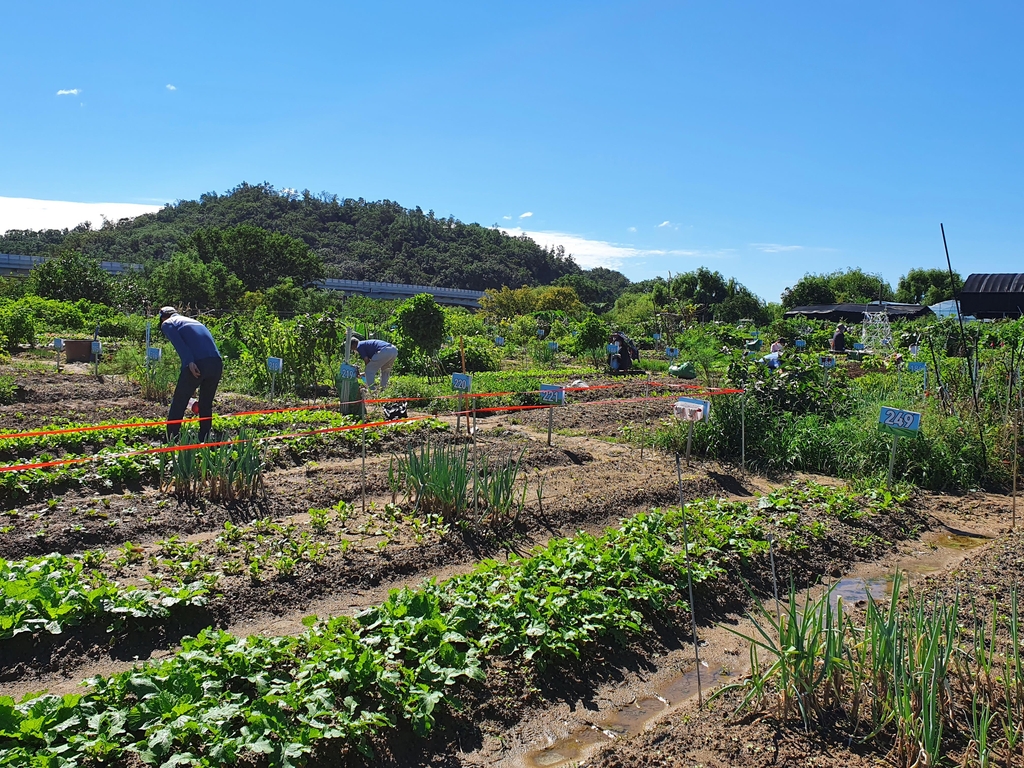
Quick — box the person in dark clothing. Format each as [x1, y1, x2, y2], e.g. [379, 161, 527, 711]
[608, 332, 634, 371]
[159, 307, 223, 443]
[831, 324, 847, 353]
[350, 337, 399, 391]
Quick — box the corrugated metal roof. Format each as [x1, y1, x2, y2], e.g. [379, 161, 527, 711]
[962, 273, 1024, 294]
[960, 274, 1024, 317]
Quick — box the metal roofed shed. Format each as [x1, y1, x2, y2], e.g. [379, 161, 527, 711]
[783, 302, 934, 323]
[959, 274, 1024, 319]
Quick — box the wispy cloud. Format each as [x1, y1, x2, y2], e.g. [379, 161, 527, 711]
[500, 227, 722, 271]
[0, 196, 164, 235]
[751, 243, 804, 253]
[56, 88, 80, 96]
[165, 84, 177, 91]
[502, 215, 512, 220]
[627, 226, 637, 233]
[519, 211, 533, 219]
[657, 220, 672, 228]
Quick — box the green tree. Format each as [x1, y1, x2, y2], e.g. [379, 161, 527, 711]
[29, 250, 115, 304]
[264, 278, 306, 314]
[535, 285, 586, 316]
[782, 274, 836, 308]
[185, 224, 324, 292]
[148, 250, 244, 309]
[830, 268, 893, 303]
[479, 286, 538, 322]
[896, 268, 962, 305]
[573, 314, 609, 367]
[394, 293, 445, 356]
[714, 290, 768, 325]
[670, 268, 731, 321]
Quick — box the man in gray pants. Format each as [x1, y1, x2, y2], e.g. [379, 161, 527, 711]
[159, 307, 223, 443]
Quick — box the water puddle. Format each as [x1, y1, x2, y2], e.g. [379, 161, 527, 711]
[830, 530, 989, 611]
[930, 532, 989, 550]
[830, 576, 890, 611]
[523, 665, 730, 768]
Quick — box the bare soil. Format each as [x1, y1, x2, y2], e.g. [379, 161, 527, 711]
[5, 366, 1019, 768]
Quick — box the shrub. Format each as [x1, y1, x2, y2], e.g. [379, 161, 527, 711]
[438, 337, 500, 373]
[0, 304, 35, 351]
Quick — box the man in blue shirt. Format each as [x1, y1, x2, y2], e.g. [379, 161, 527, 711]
[159, 307, 223, 443]
[350, 336, 399, 391]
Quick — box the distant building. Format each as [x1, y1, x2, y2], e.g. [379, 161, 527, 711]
[959, 274, 1024, 319]
[783, 301, 933, 323]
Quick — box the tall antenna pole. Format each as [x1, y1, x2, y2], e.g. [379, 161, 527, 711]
[941, 223, 987, 468]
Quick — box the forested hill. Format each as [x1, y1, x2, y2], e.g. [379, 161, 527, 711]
[0, 183, 595, 291]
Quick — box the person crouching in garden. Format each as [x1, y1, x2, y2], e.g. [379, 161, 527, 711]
[350, 336, 399, 393]
[159, 307, 223, 443]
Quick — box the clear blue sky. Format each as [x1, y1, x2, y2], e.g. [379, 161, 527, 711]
[2, 1, 1021, 302]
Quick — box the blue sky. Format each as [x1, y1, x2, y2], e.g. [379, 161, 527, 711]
[1, 1, 1021, 302]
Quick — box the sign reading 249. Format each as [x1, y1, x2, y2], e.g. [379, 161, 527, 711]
[878, 407, 921, 438]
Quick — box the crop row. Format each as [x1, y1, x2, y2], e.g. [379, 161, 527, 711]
[0, 418, 446, 502]
[0, 409, 368, 460]
[0, 552, 208, 641]
[0, 482, 904, 767]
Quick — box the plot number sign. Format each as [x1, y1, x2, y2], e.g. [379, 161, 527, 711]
[653, 333, 661, 341]
[819, 355, 836, 369]
[53, 338, 64, 351]
[795, 339, 806, 348]
[674, 397, 710, 422]
[665, 347, 679, 358]
[452, 373, 472, 392]
[908, 362, 926, 373]
[495, 336, 505, 347]
[540, 384, 564, 405]
[548, 341, 559, 351]
[267, 357, 283, 374]
[878, 407, 921, 438]
[146, 347, 162, 362]
[91, 340, 102, 355]
[339, 363, 357, 380]
[606, 343, 619, 354]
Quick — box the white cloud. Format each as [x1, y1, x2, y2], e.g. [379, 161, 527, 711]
[166, 84, 177, 91]
[56, 88, 80, 96]
[518, 211, 533, 219]
[500, 227, 719, 271]
[657, 220, 671, 228]
[751, 243, 804, 253]
[627, 226, 637, 233]
[0, 196, 165, 235]
[502, 215, 512, 220]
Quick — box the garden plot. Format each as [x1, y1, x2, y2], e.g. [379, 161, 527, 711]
[1, 365, 1017, 768]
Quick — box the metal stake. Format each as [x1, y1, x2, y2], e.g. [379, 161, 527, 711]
[767, 533, 782, 629]
[640, 374, 650, 460]
[546, 403, 554, 446]
[886, 435, 899, 488]
[740, 393, 746, 472]
[676, 454, 703, 708]
[685, 421, 695, 465]
[361, 426, 367, 515]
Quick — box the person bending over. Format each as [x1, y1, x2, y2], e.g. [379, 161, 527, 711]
[159, 307, 222, 443]
[351, 336, 399, 392]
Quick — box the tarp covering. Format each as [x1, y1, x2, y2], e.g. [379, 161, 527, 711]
[960, 274, 1024, 318]
[783, 302, 934, 323]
